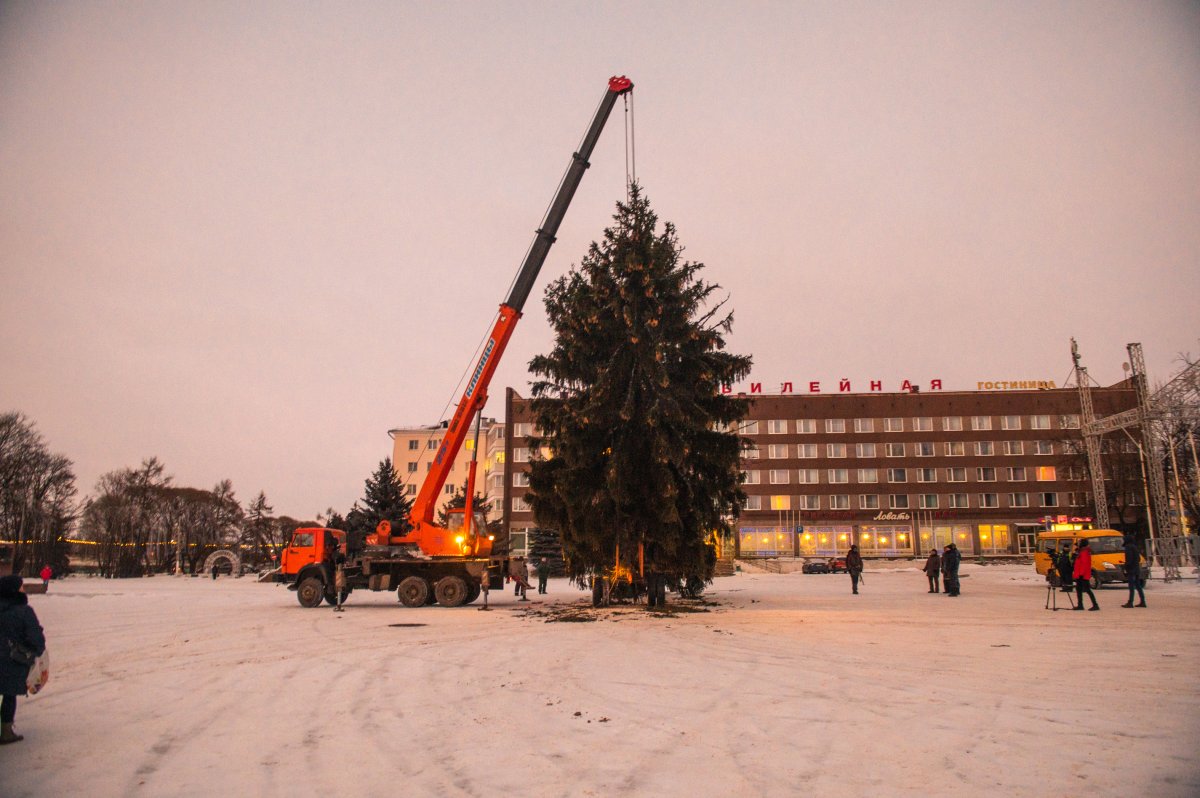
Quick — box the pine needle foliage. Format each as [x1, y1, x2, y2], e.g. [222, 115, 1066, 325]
[345, 458, 411, 551]
[526, 186, 751, 583]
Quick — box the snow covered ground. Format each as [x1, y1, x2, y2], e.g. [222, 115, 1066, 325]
[3, 563, 1198, 798]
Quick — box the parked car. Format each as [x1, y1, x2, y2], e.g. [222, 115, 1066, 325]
[829, 557, 847, 573]
[801, 560, 831, 574]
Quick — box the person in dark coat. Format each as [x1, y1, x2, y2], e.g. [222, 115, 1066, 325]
[1055, 546, 1074, 592]
[942, 544, 961, 596]
[1121, 534, 1146, 608]
[922, 549, 941, 593]
[1072, 538, 1100, 611]
[535, 557, 550, 595]
[845, 545, 864, 594]
[0, 575, 47, 745]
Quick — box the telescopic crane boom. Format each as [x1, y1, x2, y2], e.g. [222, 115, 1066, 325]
[379, 76, 634, 556]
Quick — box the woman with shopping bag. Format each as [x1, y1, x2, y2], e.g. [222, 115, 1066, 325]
[0, 575, 47, 744]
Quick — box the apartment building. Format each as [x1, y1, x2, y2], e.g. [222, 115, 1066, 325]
[388, 417, 499, 522]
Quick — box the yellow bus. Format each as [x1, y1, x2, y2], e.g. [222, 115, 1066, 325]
[1034, 529, 1147, 589]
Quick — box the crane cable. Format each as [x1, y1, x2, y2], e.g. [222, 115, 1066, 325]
[623, 90, 636, 199]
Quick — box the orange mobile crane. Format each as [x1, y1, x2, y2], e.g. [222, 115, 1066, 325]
[275, 76, 634, 608]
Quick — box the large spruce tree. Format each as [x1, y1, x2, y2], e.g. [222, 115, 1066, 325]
[526, 186, 751, 587]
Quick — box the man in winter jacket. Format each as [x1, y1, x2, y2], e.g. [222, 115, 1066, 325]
[1121, 534, 1146, 608]
[0, 575, 47, 745]
[942, 544, 961, 596]
[1072, 539, 1100, 611]
[923, 549, 941, 593]
[845, 545, 864, 594]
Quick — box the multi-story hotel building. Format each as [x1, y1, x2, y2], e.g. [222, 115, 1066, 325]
[501, 382, 1142, 559]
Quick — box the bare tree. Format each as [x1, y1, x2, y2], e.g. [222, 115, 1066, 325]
[0, 412, 78, 575]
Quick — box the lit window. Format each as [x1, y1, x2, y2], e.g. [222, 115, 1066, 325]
[772, 495, 793, 511]
[1036, 466, 1057, 481]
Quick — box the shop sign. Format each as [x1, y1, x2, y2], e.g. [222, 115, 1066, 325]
[872, 511, 911, 521]
[721, 378, 943, 395]
[976, 380, 1056, 391]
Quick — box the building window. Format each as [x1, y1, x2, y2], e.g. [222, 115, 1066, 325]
[829, 494, 850, 510]
[913, 417, 933, 431]
[943, 416, 962, 431]
[1062, 441, 1082, 455]
[428, 439, 440, 450]
[888, 468, 907, 483]
[772, 495, 793, 511]
[979, 493, 999, 508]
[1035, 466, 1057, 481]
[885, 443, 905, 457]
[971, 416, 992, 431]
[768, 444, 789, 459]
[948, 493, 969, 509]
[858, 468, 878, 484]
[889, 494, 910, 510]
[979, 524, 1010, 554]
[1009, 493, 1029, 507]
[744, 495, 762, 511]
[885, 418, 904, 432]
[512, 496, 530, 512]
[1001, 415, 1021, 430]
[512, 472, 530, 487]
[975, 441, 994, 456]
[408, 440, 419, 450]
[919, 494, 938, 509]
[827, 443, 847, 458]
[767, 419, 788, 434]
[854, 418, 875, 433]
[797, 469, 819, 484]
[796, 495, 818, 510]
[1030, 415, 1051, 430]
[915, 442, 935, 457]
[1067, 491, 1087, 507]
[977, 467, 997, 482]
[743, 470, 761, 485]
[445, 484, 457, 495]
[1007, 467, 1027, 481]
[1039, 492, 1059, 507]
[796, 419, 817, 434]
[797, 444, 817, 459]
[511, 423, 533, 437]
[825, 419, 846, 433]
[1033, 441, 1053, 455]
[945, 441, 965, 456]
[860, 494, 880, 510]
[406, 484, 417, 495]
[739, 420, 760, 435]
[426, 463, 432, 472]
[828, 469, 849, 484]
[513, 447, 530, 462]
[746, 445, 761, 460]
[407, 462, 418, 473]
[917, 468, 937, 483]
[947, 467, 967, 482]
[1004, 441, 1024, 456]
[769, 469, 790, 484]
[1060, 414, 1081, 429]
[856, 443, 877, 458]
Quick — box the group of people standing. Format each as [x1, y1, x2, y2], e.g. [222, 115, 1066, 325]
[1050, 534, 1147, 611]
[921, 544, 962, 596]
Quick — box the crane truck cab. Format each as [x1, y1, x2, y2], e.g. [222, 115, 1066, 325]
[280, 527, 346, 607]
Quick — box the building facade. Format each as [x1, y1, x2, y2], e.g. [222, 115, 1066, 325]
[502, 383, 1141, 558]
[388, 418, 499, 522]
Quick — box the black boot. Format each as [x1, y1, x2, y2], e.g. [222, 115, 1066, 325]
[1121, 601, 1133, 608]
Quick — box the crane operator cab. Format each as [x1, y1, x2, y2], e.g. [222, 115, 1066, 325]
[444, 508, 494, 557]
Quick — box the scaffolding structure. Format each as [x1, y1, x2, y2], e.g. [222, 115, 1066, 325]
[1072, 340, 1199, 581]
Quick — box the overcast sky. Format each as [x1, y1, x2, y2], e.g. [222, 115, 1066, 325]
[2, 1, 1197, 519]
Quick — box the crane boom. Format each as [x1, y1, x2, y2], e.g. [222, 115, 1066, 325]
[399, 76, 634, 553]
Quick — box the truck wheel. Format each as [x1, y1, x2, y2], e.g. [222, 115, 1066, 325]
[297, 577, 324, 608]
[465, 583, 481, 604]
[397, 576, 430, 608]
[434, 575, 469, 607]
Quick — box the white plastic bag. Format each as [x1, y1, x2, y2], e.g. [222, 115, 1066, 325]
[26, 649, 49, 695]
